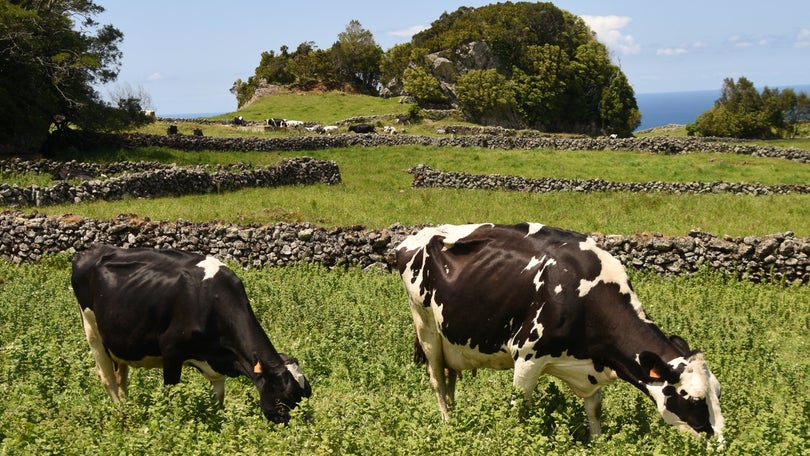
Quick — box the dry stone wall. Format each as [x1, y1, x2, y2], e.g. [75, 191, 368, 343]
[408, 164, 810, 196]
[0, 157, 340, 207]
[47, 131, 810, 163]
[1, 212, 807, 285]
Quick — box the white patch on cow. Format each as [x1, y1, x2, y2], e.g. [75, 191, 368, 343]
[286, 363, 308, 389]
[196, 256, 224, 280]
[522, 255, 558, 291]
[554, 284, 563, 294]
[514, 350, 617, 401]
[397, 223, 492, 253]
[576, 237, 650, 321]
[524, 223, 544, 236]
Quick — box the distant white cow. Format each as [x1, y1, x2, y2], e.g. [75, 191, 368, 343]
[322, 125, 338, 134]
[285, 120, 305, 129]
[382, 126, 397, 135]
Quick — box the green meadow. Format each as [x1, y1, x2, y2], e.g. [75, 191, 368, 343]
[1, 91, 808, 454]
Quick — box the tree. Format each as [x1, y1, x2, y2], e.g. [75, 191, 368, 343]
[0, 0, 143, 152]
[687, 77, 808, 138]
[330, 20, 382, 93]
[455, 69, 517, 125]
[402, 66, 447, 104]
[599, 71, 641, 137]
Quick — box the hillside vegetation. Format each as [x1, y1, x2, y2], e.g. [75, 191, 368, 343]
[235, 2, 640, 135]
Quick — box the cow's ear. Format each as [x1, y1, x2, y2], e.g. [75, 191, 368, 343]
[639, 351, 676, 383]
[669, 335, 692, 355]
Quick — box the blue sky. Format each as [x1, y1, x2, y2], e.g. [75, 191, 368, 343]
[94, 1, 810, 115]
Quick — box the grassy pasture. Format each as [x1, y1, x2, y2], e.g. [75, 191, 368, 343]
[1, 91, 807, 454]
[0, 257, 807, 455]
[23, 145, 810, 237]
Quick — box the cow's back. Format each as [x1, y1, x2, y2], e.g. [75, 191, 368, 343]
[71, 245, 222, 361]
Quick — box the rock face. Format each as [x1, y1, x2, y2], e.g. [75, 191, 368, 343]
[1, 213, 806, 284]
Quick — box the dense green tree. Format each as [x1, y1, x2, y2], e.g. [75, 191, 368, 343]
[688, 77, 808, 139]
[402, 66, 447, 104]
[331, 20, 382, 93]
[395, 2, 636, 133]
[0, 0, 147, 152]
[286, 42, 336, 89]
[600, 71, 641, 137]
[455, 69, 517, 124]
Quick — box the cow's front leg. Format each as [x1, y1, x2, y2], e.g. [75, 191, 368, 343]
[512, 357, 543, 414]
[162, 359, 183, 385]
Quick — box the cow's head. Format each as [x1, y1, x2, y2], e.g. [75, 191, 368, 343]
[639, 338, 724, 442]
[253, 354, 312, 424]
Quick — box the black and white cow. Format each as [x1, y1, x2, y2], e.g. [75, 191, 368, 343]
[396, 223, 724, 441]
[348, 123, 374, 134]
[71, 244, 311, 424]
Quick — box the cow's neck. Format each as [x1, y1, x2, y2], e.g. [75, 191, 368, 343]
[220, 312, 284, 375]
[599, 319, 682, 390]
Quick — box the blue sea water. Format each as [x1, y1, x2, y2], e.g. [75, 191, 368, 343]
[635, 84, 810, 131]
[635, 90, 718, 131]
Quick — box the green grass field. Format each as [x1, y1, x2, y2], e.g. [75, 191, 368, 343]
[1, 91, 808, 454]
[0, 258, 807, 455]
[23, 145, 810, 237]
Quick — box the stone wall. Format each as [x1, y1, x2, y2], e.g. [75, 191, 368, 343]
[47, 130, 810, 163]
[1, 212, 807, 284]
[408, 164, 810, 196]
[0, 157, 340, 207]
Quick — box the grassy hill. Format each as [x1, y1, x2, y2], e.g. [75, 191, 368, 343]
[214, 89, 408, 124]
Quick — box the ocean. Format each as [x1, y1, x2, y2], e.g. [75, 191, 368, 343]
[635, 84, 810, 131]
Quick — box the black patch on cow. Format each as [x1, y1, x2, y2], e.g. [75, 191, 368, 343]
[588, 375, 598, 385]
[663, 389, 713, 436]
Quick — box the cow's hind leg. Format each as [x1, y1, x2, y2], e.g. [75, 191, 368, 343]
[583, 389, 603, 437]
[414, 334, 450, 421]
[80, 307, 120, 401]
[116, 363, 129, 399]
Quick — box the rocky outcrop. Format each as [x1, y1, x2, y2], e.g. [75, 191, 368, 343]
[1, 212, 806, 284]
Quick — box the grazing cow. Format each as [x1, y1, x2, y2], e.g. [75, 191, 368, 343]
[322, 125, 338, 134]
[348, 123, 374, 134]
[382, 125, 397, 135]
[284, 119, 305, 129]
[266, 118, 287, 128]
[396, 223, 723, 441]
[72, 244, 311, 424]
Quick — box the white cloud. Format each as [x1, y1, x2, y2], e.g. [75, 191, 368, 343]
[691, 41, 708, 49]
[146, 72, 164, 81]
[795, 28, 810, 47]
[388, 25, 427, 38]
[581, 15, 641, 55]
[728, 35, 769, 48]
[656, 47, 687, 56]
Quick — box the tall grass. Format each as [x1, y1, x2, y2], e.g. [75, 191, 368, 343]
[0, 258, 806, 455]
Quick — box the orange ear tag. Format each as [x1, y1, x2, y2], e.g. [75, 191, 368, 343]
[253, 361, 262, 374]
[649, 369, 661, 379]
